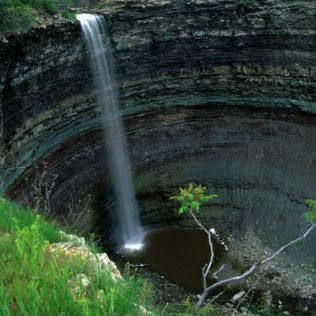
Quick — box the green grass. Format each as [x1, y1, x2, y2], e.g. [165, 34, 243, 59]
[0, 0, 75, 37]
[0, 197, 155, 315]
[0, 197, 65, 243]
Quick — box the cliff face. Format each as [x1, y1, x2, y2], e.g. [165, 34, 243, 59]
[0, 0, 316, 259]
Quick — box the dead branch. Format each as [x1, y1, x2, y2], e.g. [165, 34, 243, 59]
[62, 193, 91, 233]
[231, 277, 261, 315]
[191, 210, 316, 311]
[189, 209, 214, 290]
[31, 162, 57, 214]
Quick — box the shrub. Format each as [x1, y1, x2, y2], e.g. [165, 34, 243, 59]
[37, 0, 59, 14]
[0, 2, 35, 36]
[0, 0, 74, 37]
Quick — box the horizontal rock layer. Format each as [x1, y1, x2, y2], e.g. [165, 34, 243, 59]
[0, 0, 315, 261]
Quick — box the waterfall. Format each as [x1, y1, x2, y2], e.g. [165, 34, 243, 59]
[76, 13, 143, 249]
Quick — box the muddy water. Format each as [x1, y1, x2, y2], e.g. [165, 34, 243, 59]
[121, 227, 225, 291]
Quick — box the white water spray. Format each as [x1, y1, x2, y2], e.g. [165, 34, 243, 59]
[76, 13, 143, 249]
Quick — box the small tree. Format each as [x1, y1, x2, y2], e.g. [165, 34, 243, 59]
[171, 183, 316, 314]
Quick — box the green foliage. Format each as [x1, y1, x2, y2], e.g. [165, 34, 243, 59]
[0, 1, 35, 36]
[0, 0, 74, 37]
[37, 0, 59, 14]
[304, 199, 316, 222]
[170, 183, 218, 214]
[0, 197, 64, 243]
[61, 9, 75, 20]
[61, 0, 73, 6]
[0, 197, 155, 315]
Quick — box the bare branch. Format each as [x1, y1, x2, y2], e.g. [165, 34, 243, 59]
[261, 223, 316, 264]
[213, 264, 225, 280]
[231, 277, 261, 316]
[206, 284, 231, 307]
[28, 162, 58, 215]
[65, 194, 91, 233]
[172, 185, 316, 314]
[195, 222, 316, 310]
[161, 303, 169, 316]
[189, 208, 214, 290]
[189, 209, 209, 235]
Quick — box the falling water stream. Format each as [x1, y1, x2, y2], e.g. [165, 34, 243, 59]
[76, 13, 144, 249]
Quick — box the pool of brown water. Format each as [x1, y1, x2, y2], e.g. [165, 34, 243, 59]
[117, 228, 316, 315]
[121, 227, 225, 291]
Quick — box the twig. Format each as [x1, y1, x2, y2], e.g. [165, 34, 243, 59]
[190, 209, 214, 290]
[261, 223, 316, 264]
[65, 194, 91, 233]
[161, 303, 169, 316]
[205, 284, 231, 307]
[213, 264, 225, 280]
[194, 222, 316, 310]
[231, 276, 261, 316]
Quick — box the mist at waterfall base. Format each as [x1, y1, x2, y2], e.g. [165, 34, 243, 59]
[76, 13, 144, 249]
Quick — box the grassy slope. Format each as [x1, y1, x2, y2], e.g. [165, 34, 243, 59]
[0, 197, 154, 315]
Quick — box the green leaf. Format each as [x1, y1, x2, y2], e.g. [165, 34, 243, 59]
[304, 198, 316, 222]
[171, 184, 218, 217]
[304, 211, 316, 222]
[198, 196, 207, 203]
[178, 205, 189, 214]
[305, 199, 316, 211]
[191, 201, 200, 212]
[188, 183, 193, 192]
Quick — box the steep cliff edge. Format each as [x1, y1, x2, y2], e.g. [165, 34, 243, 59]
[0, 0, 315, 270]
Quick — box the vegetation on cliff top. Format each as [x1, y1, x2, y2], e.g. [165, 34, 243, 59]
[0, 0, 75, 38]
[0, 197, 154, 315]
